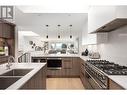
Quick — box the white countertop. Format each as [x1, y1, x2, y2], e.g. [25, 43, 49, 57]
[31, 53, 79, 57]
[0, 63, 46, 90]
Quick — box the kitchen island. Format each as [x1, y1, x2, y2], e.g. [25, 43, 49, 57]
[31, 54, 80, 78]
[0, 63, 46, 90]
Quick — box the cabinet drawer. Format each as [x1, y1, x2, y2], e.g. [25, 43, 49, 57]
[63, 62, 72, 69]
[0, 56, 8, 64]
[62, 58, 73, 69]
[62, 58, 72, 62]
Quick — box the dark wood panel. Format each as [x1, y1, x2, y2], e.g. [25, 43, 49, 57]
[20, 65, 46, 89]
[0, 22, 2, 37]
[109, 79, 124, 90]
[0, 20, 15, 64]
[72, 57, 80, 76]
[0, 56, 8, 64]
[80, 58, 92, 89]
[62, 57, 73, 69]
[0, 20, 15, 39]
[47, 57, 80, 77]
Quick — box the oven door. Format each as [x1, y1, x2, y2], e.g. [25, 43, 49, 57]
[85, 70, 104, 89]
[47, 58, 62, 69]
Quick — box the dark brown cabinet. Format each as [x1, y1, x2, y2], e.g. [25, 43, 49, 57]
[0, 20, 15, 39]
[62, 58, 73, 76]
[109, 79, 124, 90]
[80, 58, 92, 89]
[0, 22, 2, 37]
[62, 58, 73, 69]
[0, 20, 15, 64]
[46, 57, 80, 77]
[72, 57, 80, 76]
[20, 65, 47, 89]
[0, 56, 9, 64]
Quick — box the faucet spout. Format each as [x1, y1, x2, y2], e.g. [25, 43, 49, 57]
[6, 56, 15, 70]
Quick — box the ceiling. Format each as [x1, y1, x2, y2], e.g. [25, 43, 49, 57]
[15, 6, 88, 40]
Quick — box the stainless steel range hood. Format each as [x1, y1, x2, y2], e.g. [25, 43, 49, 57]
[91, 18, 127, 33]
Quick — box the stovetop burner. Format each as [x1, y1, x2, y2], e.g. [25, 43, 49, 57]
[87, 60, 127, 75]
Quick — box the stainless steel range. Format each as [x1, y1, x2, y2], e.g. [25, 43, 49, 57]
[87, 60, 127, 75]
[85, 60, 127, 89]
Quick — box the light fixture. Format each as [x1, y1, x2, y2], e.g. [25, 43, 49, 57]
[46, 25, 49, 38]
[69, 24, 72, 39]
[57, 24, 61, 39]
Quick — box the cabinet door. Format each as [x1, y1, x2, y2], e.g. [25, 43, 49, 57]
[9, 25, 14, 38]
[109, 79, 124, 90]
[0, 22, 2, 37]
[2, 23, 8, 38]
[2, 23, 14, 38]
[88, 6, 116, 33]
[62, 58, 73, 69]
[20, 66, 46, 89]
[72, 57, 80, 76]
[62, 58, 73, 76]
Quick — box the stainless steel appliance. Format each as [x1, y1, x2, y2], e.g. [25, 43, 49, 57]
[87, 60, 127, 75]
[47, 58, 62, 69]
[88, 52, 100, 59]
[86, 60, 127, 89]
[85, 61, 108, 89]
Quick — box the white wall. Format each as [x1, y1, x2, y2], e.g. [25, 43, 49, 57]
[98, 25, 127, 66]
[82, 25, 127, 66]
[18, 35, 80, 53]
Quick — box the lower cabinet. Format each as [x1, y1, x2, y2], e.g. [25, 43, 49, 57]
[80, 58, 92, 89]
[20, 65, 46, 89]
[109, 79, 124, 90]
[47, 57, 80, 77]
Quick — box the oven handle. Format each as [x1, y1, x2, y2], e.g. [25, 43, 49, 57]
[85, 70, 105, 89]
[48, 67, 62, 70]
[47, 58, 62, 60]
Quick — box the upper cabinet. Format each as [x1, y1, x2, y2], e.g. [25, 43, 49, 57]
[0, 22, 2, 37]
[88, 6, 127, 33]
[0, 20, 15, 39]
[0, 19, 15, 59]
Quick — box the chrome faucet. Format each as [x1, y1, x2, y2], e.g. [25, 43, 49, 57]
[6, 56, 15, 70]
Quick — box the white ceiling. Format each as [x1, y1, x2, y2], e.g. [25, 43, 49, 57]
[15, 6, 88, 40]
[17, 5, 89, 13]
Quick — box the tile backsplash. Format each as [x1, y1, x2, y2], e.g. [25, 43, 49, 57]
[82, 25, 127, 66]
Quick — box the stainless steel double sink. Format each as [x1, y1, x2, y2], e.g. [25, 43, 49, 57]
[0, 69, 32, 89]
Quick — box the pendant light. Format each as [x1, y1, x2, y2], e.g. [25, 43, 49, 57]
[46, 25, 49, 38]
[57, 24, 61, 39]
[69, 24, 72, 39]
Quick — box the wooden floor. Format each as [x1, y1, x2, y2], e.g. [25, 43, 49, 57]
[46, 78, 85, 90]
